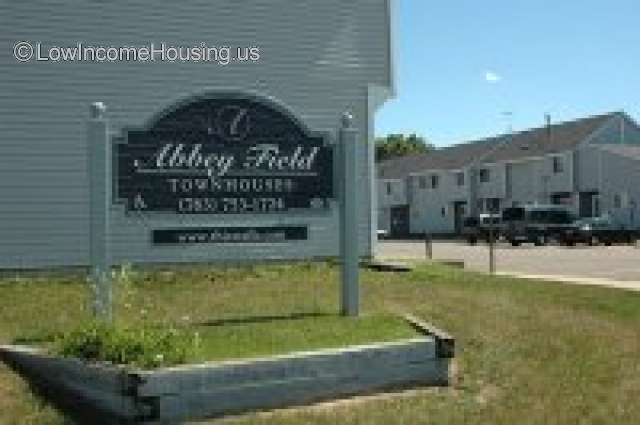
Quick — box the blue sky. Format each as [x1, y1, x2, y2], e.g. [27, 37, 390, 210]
[376, 0, 640, 147]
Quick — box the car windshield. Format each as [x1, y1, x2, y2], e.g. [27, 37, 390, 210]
[530, 209, 574, 224]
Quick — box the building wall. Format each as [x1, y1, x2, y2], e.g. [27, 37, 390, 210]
[377, 178, 407, 233]
[475, 163, 506, 201]
[408, 170, 468, 234]
[577, 148, 604, 193]
[577, 148, 640, 228]
[506, 160, 541, 206]
[0, 0, 393, 268]
[378, 179, 408, 208]
[377, 208, 391, 234]
[577, 115, 624, 192]
[543, 152, 574, 195]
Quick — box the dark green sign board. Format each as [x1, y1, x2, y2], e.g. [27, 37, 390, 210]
[115, 95, 334, 214]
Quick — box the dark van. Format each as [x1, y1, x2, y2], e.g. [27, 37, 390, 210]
[502, 205, 575, 246]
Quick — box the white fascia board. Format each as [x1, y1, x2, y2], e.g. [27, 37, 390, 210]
[386, 0, 398, 99]
[367, 0, 398, 111]
[408, 168, 463, 176]
[481, 153, 560, 167]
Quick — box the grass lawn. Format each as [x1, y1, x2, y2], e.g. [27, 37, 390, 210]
[1, 262, 640, 424]
[190, 314, 418, 363]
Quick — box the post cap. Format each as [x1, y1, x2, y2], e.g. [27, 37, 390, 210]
[90, 102, 107, 119]
[341, 111, 354, 128]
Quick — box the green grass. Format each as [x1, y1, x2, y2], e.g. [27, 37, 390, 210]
[1, 262, 640, 424]
[191, 314, 418, 363]
[50, 314, 417, 368]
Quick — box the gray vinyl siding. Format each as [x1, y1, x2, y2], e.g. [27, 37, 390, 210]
[0, 1, 393, 268]
[377, 178, 407, 234]
[409, 170, 468, 234]
[541, 152, 573, 194]
[476, 163, 506, 200]
[576, 148, 601, 193]
[577, 148, 640, 228]
[378, 179, 408, 208]
[577, 114, 639, 193]
[508, 160, 543, 205]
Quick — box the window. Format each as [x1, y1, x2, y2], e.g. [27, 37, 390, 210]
[418, 176, 427, 189]
[486, 198, 501, 213]
[441, 207, 446, 217]
[551, 192, 572, 205]
[479, 169, 490, 183]
[530, 210, 574, 224]
[430, 174, 439, 189]
[456, 172, 465, 186]
[386, 182, 392, 195]
[614, 194, 622, 209]
[553, 156, 564, 174]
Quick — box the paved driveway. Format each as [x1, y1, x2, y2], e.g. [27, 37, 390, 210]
[377, 240, 640, 289]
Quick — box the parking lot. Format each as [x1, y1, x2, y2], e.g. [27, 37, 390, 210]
[377, 240, 640, 290]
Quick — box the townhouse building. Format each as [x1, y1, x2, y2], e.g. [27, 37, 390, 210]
[377, 112, 640, 236]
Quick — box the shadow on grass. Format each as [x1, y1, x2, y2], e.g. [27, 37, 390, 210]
[2, 361, 128, 425]
[195, 312, 333, 328]
[28, 381, 134, 425]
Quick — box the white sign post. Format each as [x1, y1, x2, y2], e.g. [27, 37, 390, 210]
[87, 102, 112, 322]
[339, 112, 360, 317]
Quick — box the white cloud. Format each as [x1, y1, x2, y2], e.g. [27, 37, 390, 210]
[485, 71, 502, 83]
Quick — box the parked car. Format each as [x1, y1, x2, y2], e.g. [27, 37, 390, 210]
[562, 216, 638, 246]
[502, 205, 575, 246]
[462, 213, 503, 245]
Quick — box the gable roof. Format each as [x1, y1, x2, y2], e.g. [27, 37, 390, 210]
[481, 112, 617, 162]
[377, 138, 502, 179]
[377, 112, 619, 179]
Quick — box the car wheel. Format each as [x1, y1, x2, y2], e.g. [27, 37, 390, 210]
[511, 240, 520, 247]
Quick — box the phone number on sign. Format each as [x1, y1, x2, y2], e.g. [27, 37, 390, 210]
[177, 197, 286, 213]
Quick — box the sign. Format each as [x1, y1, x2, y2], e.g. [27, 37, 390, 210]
[115, 95, 334, 214]
[152, 227, 308, 245]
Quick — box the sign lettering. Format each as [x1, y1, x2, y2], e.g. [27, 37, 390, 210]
[115, 96, 334, 214]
